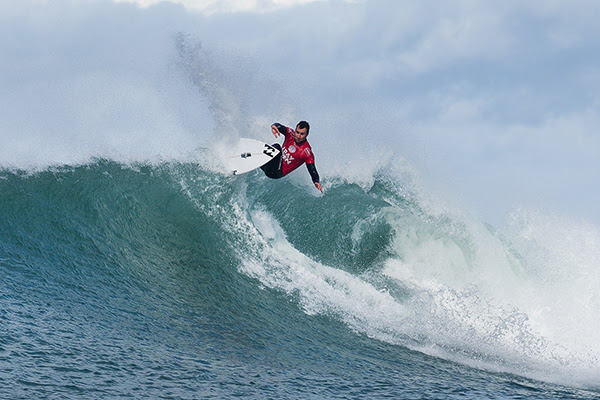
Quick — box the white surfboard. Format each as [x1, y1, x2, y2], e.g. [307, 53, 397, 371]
[228, 138, 280, 175]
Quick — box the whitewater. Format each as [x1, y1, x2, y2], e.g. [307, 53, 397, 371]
[2, 2, 600, 399]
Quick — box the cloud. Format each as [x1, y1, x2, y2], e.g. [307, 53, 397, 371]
[394, 5, 513, 75]
[111, 0, 328, 14]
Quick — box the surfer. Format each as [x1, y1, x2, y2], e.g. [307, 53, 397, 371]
[260, 121, 323, 192]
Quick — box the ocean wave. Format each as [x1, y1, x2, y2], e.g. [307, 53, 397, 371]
[2, 160, 599, 391]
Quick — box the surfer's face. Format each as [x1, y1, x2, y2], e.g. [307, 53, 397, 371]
[293, 127, 308, 144]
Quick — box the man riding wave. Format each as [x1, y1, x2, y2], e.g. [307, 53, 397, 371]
[260, 121, 322, 192]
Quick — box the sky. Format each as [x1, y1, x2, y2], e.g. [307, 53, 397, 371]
[1, 0, 600, 226]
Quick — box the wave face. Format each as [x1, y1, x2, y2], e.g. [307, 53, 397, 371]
[2, 160, 599, 399]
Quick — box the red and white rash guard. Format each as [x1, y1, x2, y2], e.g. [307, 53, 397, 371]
[279, 126, 316, 177]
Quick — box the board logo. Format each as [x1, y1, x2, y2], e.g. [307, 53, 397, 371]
[263, 144, 277, 158]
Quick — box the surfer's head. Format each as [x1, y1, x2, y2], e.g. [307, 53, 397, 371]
[294, 121, 310, 144]
[296, 121, 310, 135]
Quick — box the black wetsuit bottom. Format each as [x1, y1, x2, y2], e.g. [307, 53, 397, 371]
[260, 143, 283, 179]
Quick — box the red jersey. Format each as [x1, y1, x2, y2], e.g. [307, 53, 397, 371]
[280, 126, 315, 177]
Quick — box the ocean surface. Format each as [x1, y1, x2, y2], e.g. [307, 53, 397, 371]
[1, 159, 599, 399]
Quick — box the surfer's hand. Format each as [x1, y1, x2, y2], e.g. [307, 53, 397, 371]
[271, 125, 280, 138]
[315, 182, 323, 193]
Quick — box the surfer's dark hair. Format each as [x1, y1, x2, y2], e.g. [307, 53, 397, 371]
[297, 121, 310, 134]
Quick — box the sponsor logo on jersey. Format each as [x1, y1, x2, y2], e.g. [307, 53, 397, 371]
[282, 148, 294, 165]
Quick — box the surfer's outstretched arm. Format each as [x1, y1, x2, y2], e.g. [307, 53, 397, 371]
[271, 124, 280, 138]
[307, 163, 322, 193]
[271, 123, 288, 138]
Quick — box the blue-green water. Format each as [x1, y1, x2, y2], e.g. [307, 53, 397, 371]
[2, 160, 599, 399]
